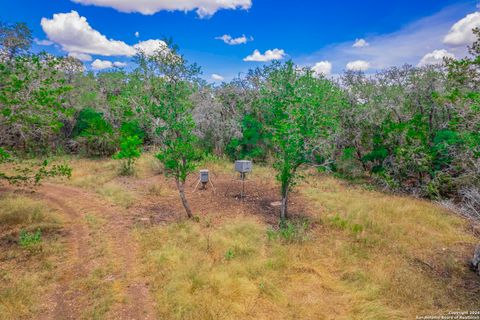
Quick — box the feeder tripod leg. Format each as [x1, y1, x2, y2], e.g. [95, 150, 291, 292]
[192, 178, 201, 193]
[189, 178, 198, 188]
[209, 179, 216, 194]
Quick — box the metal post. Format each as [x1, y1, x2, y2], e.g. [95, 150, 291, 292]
[241, 172, 245, 200]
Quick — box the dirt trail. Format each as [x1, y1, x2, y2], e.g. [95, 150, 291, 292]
[37, 183, 156, 320]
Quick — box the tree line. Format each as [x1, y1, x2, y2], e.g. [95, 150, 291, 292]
[0, 21, 479, 221]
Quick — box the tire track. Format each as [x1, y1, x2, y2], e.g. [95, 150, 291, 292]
[39, 183, 157, 320]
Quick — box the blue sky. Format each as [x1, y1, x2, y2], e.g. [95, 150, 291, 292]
[1, 0, 479, 81]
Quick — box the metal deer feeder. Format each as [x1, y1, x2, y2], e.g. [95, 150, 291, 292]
[235, 160, 252, 199]
[192, 169, 216, 193]
[235, 160, 252, 177]
[200, 170, 209, 184]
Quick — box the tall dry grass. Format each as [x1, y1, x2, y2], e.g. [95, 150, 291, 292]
[0, 194, 65, 319]
[135, 170, 478, 319]
[0, 195, 62, 230]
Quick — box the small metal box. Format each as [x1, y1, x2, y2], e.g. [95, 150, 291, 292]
[200, 169, 209, 183]
[235, 160, 252, 173]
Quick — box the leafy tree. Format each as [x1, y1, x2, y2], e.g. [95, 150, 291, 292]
[114, 134, 142, 175]
[137, 41, 201, 218]
[261, 61, 344, 220]
[72, 108, 117, 156]
[0, 53, 72, 153]
[0, 18, 478, 220]
[72, 108, 111, 137]
[0, 21, 32, 59]
[226, 113, 268, 161]
[120, 120, 145, 140]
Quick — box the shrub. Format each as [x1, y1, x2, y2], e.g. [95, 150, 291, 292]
[224, 248, 235, 260]
[0, 157, 71, 186]
[73, 108, 117, 157]
[459, 187, 480, 220]
[120, 120, 145, 141]
[266, 219, 310, 243]
[226, 114, 268, 162]
[18, 229, 42, 247]
[113, 135, 142, 175]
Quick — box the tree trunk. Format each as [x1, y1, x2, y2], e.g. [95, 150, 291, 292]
[280, 188, 289, 221]
[176, 179, 193, 218]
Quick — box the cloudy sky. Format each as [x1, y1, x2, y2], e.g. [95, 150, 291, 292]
[1, 0, 479, 82]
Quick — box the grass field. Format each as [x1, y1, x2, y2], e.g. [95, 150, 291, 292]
[0, 194, 66, 318]
[0, 155, 478, 319]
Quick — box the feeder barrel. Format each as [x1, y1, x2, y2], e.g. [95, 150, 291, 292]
[200, 169, 209, 183]
[235, 160, 252, 173]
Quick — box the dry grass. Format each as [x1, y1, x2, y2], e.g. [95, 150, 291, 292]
[135, 153, 163, 178]
[0, 194, 65, 319]
[300, 175, 478, 316]
[97, 183, 136, 209]
[136, 216, 401, 320]
[63, 157, 118, 189]
[57, 156, 138, 208]
[1, 156, 478, 319]
[74, 213, 125, 319]
[135, 166, 479, 320]
[0, 194, 62, 230]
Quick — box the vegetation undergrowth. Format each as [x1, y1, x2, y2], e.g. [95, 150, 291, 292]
[54, 156, 138, 208]
[136, 173, 478, 319]
[0, 194, 65, 319]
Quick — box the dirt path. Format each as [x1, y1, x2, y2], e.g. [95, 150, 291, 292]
[37, 183, 156, 320]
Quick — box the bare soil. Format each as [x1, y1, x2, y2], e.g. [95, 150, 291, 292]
[126, 172, 314, 227]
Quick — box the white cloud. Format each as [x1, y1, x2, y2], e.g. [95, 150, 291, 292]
[135, 31, 140, 38]
[418, 49, 455, 66]
[34, 38, 53, 46]
[352, 38, 369, 48]
[216, 34, 252, 45]
[346, 60, 370, 71]
[91, 59, 126, 69]
[68, 52, 92, 61]
[91, 59, 113, 70]
[297, 4, 472, 74]
[211, 74, 224, 81]
[133, 39, 168, 56]
[71, 0, 252, 18]
[113, 61, 127, 67]
[443, 12, 480, 46]
[311, 61, 332, 76]
[41, 11, 171, 60]
[41, 11, 135, 57]
[243, 49, 286, 62]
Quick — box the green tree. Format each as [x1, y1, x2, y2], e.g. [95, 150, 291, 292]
[226, 113, 268, 161]
[72, 108, 117, 156]
[114, 134, 142, 175]
[0, 53, 72, 153]
[261, 61, 344, 220]
[137, 41, 201, 218]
